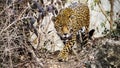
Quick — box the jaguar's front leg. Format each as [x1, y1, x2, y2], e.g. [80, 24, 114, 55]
[57, 34, 78, 62]
[57, 42, 70, 62]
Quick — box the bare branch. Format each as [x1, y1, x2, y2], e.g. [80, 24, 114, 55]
[109, 0, 114, 30]
[97, 3, 111, 24]
[0, 7, 29, 35]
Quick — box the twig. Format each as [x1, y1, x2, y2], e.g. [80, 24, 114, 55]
[0, 7, 29, 35]
[0, 5, 12, 15]
[0, 0, 15, 15]
[97, 3, 111, 24]
[109, 0, 114, 30]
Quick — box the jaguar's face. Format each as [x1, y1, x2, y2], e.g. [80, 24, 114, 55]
[54, 20, 73, 40]
[54, 8, 74, 40]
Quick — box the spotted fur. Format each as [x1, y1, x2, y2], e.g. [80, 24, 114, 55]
[54, 3, 94, 61]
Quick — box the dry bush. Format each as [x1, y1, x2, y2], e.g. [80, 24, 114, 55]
[0, 0, 63, 68]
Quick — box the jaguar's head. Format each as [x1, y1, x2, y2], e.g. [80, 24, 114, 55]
[53, 8, 75, 40]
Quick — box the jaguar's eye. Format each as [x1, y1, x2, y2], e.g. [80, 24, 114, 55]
[59, 24, 62, 27]
[69, 15, 71, 18]
[58, 25, 61, 29]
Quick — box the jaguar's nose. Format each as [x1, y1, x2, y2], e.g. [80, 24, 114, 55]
[63, 33, 67, 36]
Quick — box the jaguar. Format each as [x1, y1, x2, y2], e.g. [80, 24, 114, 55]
[53, 2, 95, 61]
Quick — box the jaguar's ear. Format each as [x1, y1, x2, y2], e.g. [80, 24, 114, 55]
[51, 16, 57, 22]
[89, 29, 95, 39]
